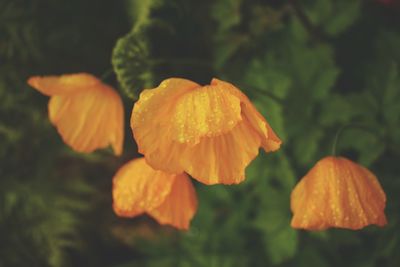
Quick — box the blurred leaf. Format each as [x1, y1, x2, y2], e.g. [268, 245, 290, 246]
[0, 178, 92, 267]
[290, 16, 309, 43]
[339, 128, 385, 166]
[319, 94, 354, 126]
[305, 0, 361, 36]
[244, 51, 291, 141]
[211, 0, 242, 32]
[323, 0, 360, 36]
[293, 126, 324, 166]
[213, 33, 248, 71]
[212, 2, 287, 71]
[369, 64, 400, 139]
[0, 1, 42, 63]
[297, 245, 330, 267]
[288, 43, 339, 99]
[249, 5, 285, 36]
[249, 152, 298, 264]
[256, 96, 286, 143]
[245, 53, 292, 98]
[374, 31, 400, 65]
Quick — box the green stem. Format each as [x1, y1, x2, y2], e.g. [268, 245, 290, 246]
[288, 0, 329, 42]
[332, 124, 348, 156]
[150, 59, 283, 104]
[239, 83, 284, 104]
[331, 123, 382, 156]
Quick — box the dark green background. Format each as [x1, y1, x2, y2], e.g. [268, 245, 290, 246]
[1, 0, 400, 266]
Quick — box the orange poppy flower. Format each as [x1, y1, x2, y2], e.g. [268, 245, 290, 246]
[131, 78, 281, 185]
[28, 73, 124, 155]
[291, 156, 387, 230]
[112, 158, 197, 230]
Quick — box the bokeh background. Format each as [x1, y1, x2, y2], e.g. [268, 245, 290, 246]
[1, 0, 400, 266]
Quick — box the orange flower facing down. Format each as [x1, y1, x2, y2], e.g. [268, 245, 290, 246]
[291, 156, 387, 230]
[28, 73, 124, 155]
[112, 158, 197, 230]
[131, 78, 282, 185]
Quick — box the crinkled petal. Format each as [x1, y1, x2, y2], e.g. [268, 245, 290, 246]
[131, 77, 278, 184]
[112, 158, 176, 217]
[291, 156, 387, 230]
[180, 117, 261, 185]
[133, 116, 260, 184]
[28, 73, 100, 96]
[148, 174, 197, 230]
[211, 78, 282, 152]
[171, 85, 242, 144]
[131, 78, 200, 173]
[48, 83, 124, 155]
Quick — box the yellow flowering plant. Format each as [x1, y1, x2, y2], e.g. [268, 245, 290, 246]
[3, 0, 399, 266]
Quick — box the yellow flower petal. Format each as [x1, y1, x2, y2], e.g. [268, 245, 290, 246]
[211, 78, 282, 152]
[112, 158, 176, 217]
[131, 77, 281, 184]
[171, 84, 242, 144]
[29, 73, 124, 155]
[112, 158, 197, 230]
[148, 173, 198, 230]
[290, 156, 387, 230]
[179, 117, 261, 185]
[28, 73, 100, 96]
[131, 78, 199, 173]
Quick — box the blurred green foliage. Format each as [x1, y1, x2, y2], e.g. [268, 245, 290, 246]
[1, 0, 400, 266]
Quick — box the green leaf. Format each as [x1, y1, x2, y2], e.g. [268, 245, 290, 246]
[319, 94, 354, 126]
[367, 33, 400, 150]
[323, 0, 360, 35]
[293, 126, 324, 166]
[339, 128, 385, 166]
[243, 52, 291, 141]
[374, 31, 400, 64]
[377, 65, 400, 129]
[210, 0, 247, 71]
[213, 33, 248, 70]
[288, 44, 339, 99]
[112, 0, 168, 99]
[289, 16, 309, 43]
[124, 0, 163, 29]
[256, 96, 286, 142]
[211, 0, 242, 32]
[245, 54, 292, 98]
[112, 29, 154, 99]
[249, 152, 298, 264]
[297, 246, 330, 267]
[0, 178, 92, 267]
[304, 0, 361, 36]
